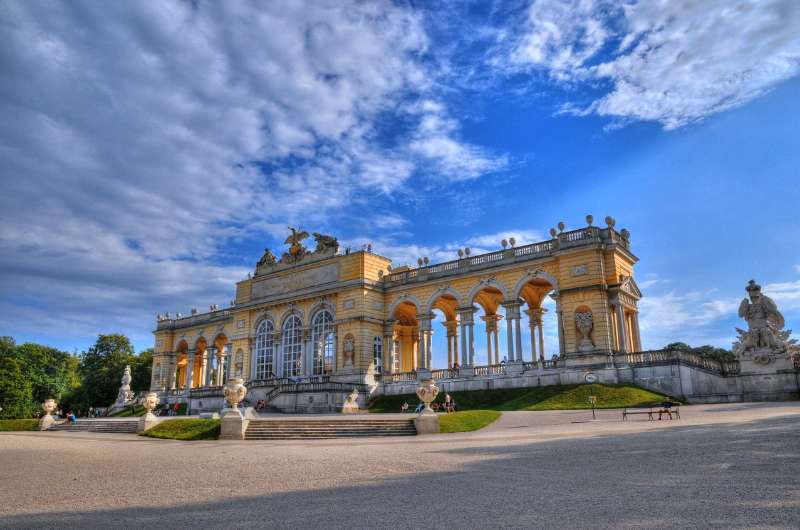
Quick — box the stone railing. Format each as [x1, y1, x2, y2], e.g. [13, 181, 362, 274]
[626, 349, 740, 376]
[188, 386, 224, 398]
[386, 371, 417, 382]
[384, 226, 628, 287]
[541, 360, 559, 369]
[156, 308, 232, 330]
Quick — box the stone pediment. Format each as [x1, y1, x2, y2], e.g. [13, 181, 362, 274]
[251, 262, 339, 300]
[619, 276, 642, 299]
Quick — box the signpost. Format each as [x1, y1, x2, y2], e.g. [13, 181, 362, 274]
[588, 395, 597, 420]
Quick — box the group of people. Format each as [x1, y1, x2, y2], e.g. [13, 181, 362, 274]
[157, 402, 183, 416]
[255, 399, 269, 411]
[400, 393, 456, 414]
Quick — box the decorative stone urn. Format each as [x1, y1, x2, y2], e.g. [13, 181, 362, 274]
[415, 379, 439, 415]
[137, 392, 161, 434]
[223, 378, 247, 409]
[142, 392, 160, 414]
[39, 399, 57, 430]
[575, 311, 595, 352]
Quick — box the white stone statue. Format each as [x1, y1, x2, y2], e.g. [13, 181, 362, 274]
[341, 388, 360, 414]
[415, 378, 439, 415]
[734, 280, 790, 365]
[110, 365, 135, 411]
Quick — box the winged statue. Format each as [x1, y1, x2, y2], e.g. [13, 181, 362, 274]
[284, 227, 309, 260]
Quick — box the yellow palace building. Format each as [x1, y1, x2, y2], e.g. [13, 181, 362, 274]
[150, 215, 651, 412]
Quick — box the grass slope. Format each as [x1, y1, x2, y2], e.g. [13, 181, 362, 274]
[0, 419, 39, 431]
[110, 405, 146, 417]
[141, 419, 220, 440]
[439, 410, 501, 433]
[370, 384, 670, 413]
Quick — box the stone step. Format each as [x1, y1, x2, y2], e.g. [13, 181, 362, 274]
[245, 418, 417, 440]
[49, 420, 139, 433]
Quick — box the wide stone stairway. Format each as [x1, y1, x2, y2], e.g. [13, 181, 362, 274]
[245, 417, 417, 440]
[48, 418, 139, 434]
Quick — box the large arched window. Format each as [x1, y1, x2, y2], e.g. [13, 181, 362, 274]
[373, 336, 383, 373]
[254, 320, 275, 380]
[312, 310, 335, 375]
[282, 315, 303, 377]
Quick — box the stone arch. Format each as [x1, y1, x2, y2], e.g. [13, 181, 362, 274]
[211, 333, 228, 351]
[193, 336, 208, 351]
[512, 269, 559, 300]
[424, 286, 465, 317]
[386, 293, 423, 320]
[278, 306, 305, 328]
[467, 278, 510, 311]
[251, 311, 275, 337]
[309, 299, 336, 322]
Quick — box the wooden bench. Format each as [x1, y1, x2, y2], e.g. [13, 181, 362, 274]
[623, 403, 680, 421]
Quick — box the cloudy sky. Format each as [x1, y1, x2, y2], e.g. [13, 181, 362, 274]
[1, 0, 799, 362]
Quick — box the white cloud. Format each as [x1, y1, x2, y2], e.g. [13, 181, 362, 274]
[0, 1, 506, 348]
[764, 280, 800, 311]
[344, 228, 546, 268]
[637, 289, 739, 348]
[510, 0, 800, 129]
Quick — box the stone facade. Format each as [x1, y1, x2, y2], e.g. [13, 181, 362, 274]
[151, 218, 644, 405]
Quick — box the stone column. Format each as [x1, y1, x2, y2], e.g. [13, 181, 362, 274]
[524, 310, 537, 362]
[168, 353, 177, 390]
[384, 322, 394, 374]
[538, 317, 545, 362]
[482, 316, 493, 365]
[614, 302, 628, 353]
[631, 311, 642, 352]
[303, 329, 312, 377]
[551, 294, 565, 355]
[459, 318, 468, 367]
[468, 320, 475, 366]
[514, 311, 523, 362]
[505, 309, 514, 362]
[184, 350, 196, 395]
[200, 352, 208, 387]
[418, 320, 427, 370]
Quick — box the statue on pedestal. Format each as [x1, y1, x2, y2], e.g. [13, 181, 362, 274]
[110, 365, 135, 412]
[733, 280, 792, 366]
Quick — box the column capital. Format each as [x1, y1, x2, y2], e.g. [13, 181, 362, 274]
[441, 320, 458, 335]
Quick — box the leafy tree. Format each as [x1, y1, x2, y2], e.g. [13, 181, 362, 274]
[79, 334, 135, 408]
[130, 348, 153, 392]
[663, 342, 734, 362]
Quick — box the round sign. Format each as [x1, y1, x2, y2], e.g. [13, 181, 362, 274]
[584, 372, 598, 384]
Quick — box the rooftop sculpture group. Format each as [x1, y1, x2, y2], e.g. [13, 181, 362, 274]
[255, 228, 339, 275]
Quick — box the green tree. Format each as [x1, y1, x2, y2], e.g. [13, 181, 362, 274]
[79, 334, 135, 408]
[130, 348, 153, 392]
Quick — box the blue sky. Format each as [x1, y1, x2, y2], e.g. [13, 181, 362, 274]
[1, 0, 799, 361]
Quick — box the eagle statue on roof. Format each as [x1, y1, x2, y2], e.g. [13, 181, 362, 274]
[284, 227, 309, 261]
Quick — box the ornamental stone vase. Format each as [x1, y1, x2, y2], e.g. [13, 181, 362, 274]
[223, 378, 247, 409]
[42, 399, 56, 416]
[39, 399, 57, 431]
[142, 392, 160, 414]
[415, 378, 439, 415]
[575, 311, 595, 352]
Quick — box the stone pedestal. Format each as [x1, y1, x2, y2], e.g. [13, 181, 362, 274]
[413, 412, 440, 434]
[505, 361, 524, 375]
[38, 415, 56, 431]
[137, 412, 159, 434]
[219, 408, 248, 440]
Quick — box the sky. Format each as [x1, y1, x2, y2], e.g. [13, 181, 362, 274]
[0, 0, 799, 362]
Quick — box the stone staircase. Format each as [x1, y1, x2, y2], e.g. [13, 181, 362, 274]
[48, 418, 139, 434]
[245, 418, 417, 440]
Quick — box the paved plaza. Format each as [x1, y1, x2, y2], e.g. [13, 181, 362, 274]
[2, 403, 800, 529]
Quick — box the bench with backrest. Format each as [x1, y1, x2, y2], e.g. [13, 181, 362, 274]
[622, 402, 680, 421]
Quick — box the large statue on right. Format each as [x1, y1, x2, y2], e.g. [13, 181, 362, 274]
[733, 280, 791, 366]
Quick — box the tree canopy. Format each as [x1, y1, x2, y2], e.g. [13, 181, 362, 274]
[0, 334, 152, 419]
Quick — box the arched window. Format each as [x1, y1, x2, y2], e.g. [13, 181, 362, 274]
[373, 336, 383, 373]
[282, 315, 303, 377]
[312, 310, 335, 375]
[254, 320, 275, 380]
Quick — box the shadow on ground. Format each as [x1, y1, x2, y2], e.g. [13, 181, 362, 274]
[4, 416, 800, 529]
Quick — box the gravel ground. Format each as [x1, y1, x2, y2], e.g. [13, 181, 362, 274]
[1, 402, 799, 529]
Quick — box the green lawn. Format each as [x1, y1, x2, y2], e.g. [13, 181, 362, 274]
[110, 405, 146, 417]
[439, 410, 501, 433]
[140, 419, 220, 440]
[0, 419, 40, 431]
[370, 384, 671, 414]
